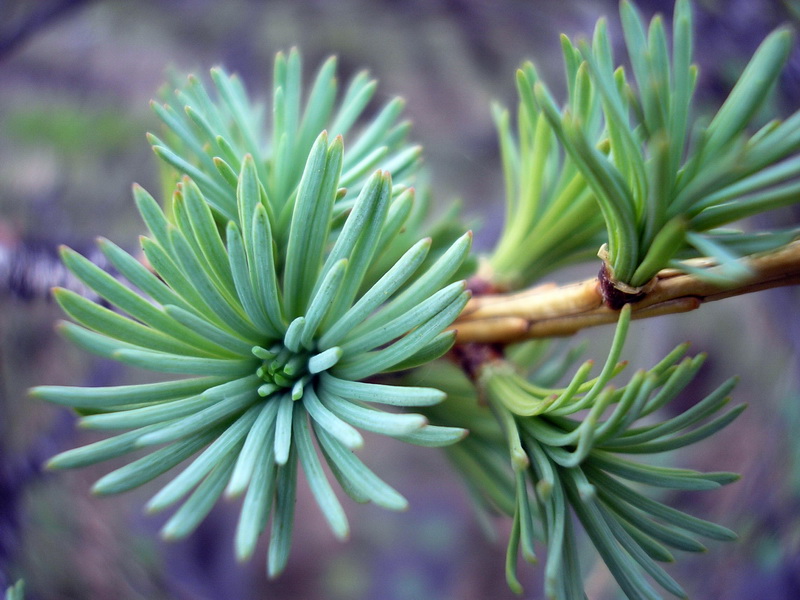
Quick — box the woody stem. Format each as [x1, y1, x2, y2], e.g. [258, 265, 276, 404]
[452, 240, 800, 343]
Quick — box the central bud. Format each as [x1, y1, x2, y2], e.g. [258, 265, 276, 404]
[254, 343, 311, 400]
[252, 317, 344, 402]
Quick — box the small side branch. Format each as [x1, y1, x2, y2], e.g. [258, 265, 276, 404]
[453, 240, 800, 343]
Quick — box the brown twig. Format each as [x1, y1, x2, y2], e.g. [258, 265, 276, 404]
[452, 240, 800, 343]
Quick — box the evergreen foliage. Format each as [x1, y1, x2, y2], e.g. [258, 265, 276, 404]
[28, 2, 800, 598]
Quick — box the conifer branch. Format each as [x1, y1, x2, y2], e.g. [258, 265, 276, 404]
[454, 239, 800, 342]
[20, 2, 800, 595]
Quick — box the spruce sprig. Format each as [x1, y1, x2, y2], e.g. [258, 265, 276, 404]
[416, 306, 743, 599]
[489, 307, 743, 599]
[32, 132, 471, 576]
[496, 0, 800, 292]
[152, 51, 473, 292]
[151, 49, 421, 241]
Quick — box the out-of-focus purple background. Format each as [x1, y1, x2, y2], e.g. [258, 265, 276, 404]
[1, 1, 800, 598]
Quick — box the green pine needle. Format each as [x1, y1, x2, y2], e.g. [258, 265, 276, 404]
[4, 581, 24, 600]
[492, 0, 800, 291]
[33, 56, 472, 577]
[478, 306, 741, 598]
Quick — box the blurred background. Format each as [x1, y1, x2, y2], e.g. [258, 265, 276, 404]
[2, 0, 800, 598]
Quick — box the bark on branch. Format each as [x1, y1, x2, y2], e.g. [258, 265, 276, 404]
[452, 240, 800, 343]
